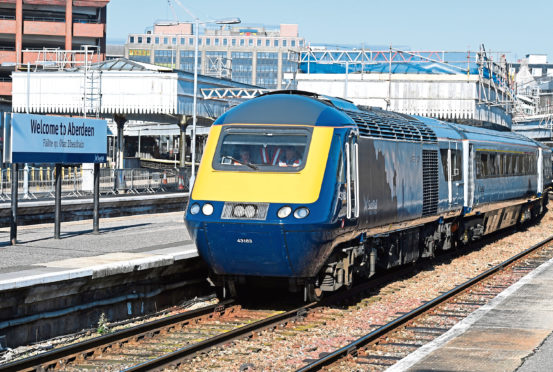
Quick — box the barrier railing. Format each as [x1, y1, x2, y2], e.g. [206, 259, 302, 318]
[0, 166, 189, 200]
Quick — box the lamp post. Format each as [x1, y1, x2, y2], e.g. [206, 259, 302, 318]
[189, 17, 240, 192]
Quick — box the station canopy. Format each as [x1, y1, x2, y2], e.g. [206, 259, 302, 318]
[11, 58, 260, 123]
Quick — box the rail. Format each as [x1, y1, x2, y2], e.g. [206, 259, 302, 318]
[297, 234, 553, 371]
[0, 300, 235, 371]
[5, 232, 551, 371]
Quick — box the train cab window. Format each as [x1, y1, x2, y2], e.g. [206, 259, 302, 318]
[213, 126, 312, 172]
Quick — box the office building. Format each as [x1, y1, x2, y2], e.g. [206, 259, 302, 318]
[126, 22, 305, 89]
[0, 0, 110, 99]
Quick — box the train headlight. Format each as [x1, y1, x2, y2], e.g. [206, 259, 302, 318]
[202, 203, 214, 216]
[190, 203, 200, 215]
[233, 205, 245, 217]
[277, 206, 292, 218]
[244, 205, 257, 218]
[294, 207, 310, 219]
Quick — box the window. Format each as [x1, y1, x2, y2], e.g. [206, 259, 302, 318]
[129, 36, 135, 43]
[146, 37, 151, 44]
[240, 39, 245, 46]
[223, 38, 228, 46]
[180, 38, 185, 45]
[257, 39, 261, 46]
[274, 39, 279, 47]
[189, 37, 194, 45]
[291, 40, 296, 47]
[249, 39, 253, 46]
[137, 36, 142, 43]
[155, 37, 160, 44]
[180, 50, 201, 72]
[213, 126, 312, 172]
[283, 40, 287, 47]
[232, 52, 253, 84]
[172, 37, 176, 44]
[163, 37, 168, 44]
[266, 39, 270, 47]
[232, 38, 236, 46]
[206, 38, 211, 46]
[128, 49, 151, 63]
[440, 149, 462, 181]
[476, 151, 537, 178]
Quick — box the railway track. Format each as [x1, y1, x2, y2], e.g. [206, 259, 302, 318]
[0, 297, 320, 371]
[298, 235, 553, 371]
[4, 233, 553, 371]
[0, 267, 407, 371]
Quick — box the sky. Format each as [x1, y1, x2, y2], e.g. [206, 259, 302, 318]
[106, 0, 553, 62]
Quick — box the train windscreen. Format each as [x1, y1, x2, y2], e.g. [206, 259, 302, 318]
[212, 126, 312, 172]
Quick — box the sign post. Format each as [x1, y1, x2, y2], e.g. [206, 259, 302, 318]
[93, 163, 100, 234]
[10, 113, 107, 241]
[10, 163, 17, 245]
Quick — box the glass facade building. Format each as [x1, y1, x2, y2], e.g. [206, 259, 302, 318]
[125, 23, 305, 89]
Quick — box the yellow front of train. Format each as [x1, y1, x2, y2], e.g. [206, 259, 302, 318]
[184, 92, 356, 279]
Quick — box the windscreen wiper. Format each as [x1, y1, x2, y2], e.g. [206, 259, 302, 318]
[223, 156, 259, 170]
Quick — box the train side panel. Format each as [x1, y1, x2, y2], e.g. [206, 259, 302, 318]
[357, 138, 424, 229]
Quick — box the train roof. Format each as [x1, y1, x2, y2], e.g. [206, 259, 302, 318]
[213, 91, 355, 127]
[214, 90, 544, 148]
[214, 91, 437, 143]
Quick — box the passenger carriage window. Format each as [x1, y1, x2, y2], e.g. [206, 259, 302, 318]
[476, 154, 482, 178]
[489, 153, 498, 176]
[480, 153, 488, 178]
[213, 126, 312, 172]
[496, 154, 502, 176]
[506, 154, 513, 175]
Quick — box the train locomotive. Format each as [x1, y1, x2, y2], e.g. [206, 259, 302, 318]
[185, 91, 552, 301]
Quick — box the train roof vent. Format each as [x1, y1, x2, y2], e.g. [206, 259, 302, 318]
[342, 109, 437, 143]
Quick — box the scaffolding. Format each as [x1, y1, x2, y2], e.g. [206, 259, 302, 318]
[27, 47, 100, 71]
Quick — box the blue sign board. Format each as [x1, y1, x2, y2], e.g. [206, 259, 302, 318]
[11, 114, 107, 163]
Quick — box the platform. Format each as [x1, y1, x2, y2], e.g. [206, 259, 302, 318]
[0, 211, 197, 282]
[0, 211, 202, 348]
[388, 252, 553, 372]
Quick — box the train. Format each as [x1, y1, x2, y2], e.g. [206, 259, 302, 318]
[184, 90, 552, 301]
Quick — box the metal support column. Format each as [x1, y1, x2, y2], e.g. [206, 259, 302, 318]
[93, 163, 100, 234]
[179, 116, 188, 168]
[54, 164, 62, 239]
[113, 115, 126, 191]
[10, 163, 18, 245]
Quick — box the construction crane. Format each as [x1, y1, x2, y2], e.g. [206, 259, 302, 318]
[166, 0, 179, 22]
[166, 0, 198, 21]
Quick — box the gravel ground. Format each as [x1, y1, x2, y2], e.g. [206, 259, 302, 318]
[4, 203, 553, 371]
[179, 202, 553, 371]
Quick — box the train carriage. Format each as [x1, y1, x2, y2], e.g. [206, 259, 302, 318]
[185, 91, 552, 301]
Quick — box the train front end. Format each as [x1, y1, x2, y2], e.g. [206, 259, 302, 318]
[184, 93, 355, 292]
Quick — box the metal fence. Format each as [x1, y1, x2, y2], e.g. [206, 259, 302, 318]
[0, 167, 189, 200]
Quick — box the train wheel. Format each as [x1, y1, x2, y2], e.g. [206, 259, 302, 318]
[305, 283, 323, 302]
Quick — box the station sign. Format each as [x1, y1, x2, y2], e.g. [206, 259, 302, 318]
[9, 113, 107, 163]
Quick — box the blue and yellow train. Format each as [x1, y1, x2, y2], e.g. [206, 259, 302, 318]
[185, 91, 552, 301]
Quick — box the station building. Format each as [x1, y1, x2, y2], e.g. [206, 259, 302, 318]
[0, 0, 109, 100]
[125, 22, 305, 89]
